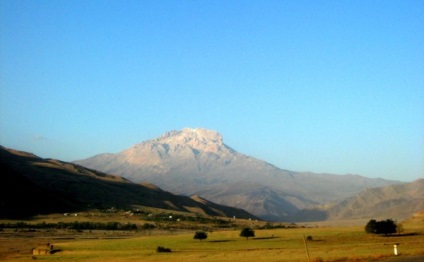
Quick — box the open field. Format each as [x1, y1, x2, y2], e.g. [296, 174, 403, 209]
[1, 213, 423, 262]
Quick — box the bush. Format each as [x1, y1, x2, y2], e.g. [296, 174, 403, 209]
[193, 231, 208, 241]
[306, 235, 313, 241]
[156, 246, 171, 252]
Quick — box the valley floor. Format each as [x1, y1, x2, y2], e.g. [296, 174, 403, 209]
[1, 212, 423, 262]
[1, 225, 423, 262]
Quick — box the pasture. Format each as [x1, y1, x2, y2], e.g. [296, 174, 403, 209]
[0, 212, 423, 261]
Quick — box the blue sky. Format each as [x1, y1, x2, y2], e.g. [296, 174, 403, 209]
[1, 0, 423, 182]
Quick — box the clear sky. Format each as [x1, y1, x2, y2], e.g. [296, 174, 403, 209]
[1, 0, 423, 182]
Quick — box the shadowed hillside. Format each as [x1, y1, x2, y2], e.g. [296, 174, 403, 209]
[0, 146, 256, 220]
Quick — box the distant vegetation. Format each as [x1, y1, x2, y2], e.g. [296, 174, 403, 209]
[0, 209, 305, 233]
[0, 207, 242, 232]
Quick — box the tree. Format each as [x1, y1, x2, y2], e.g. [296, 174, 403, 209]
[193, 231, 208, 241]
[378, 219, 397, 235]
[365, 219, 397, 235]
[240, 227, 255, 240]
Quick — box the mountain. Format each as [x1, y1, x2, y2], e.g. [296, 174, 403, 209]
[0, 145, 255, 220]
[324, 178, 424, 220]
[74, 128, 402, 221]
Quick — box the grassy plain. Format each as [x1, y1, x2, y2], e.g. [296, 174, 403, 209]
[1, 212, 423, 262]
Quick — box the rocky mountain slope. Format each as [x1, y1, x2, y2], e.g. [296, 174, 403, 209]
[74, 128, 403, 221]
[0, 145, 255, 219]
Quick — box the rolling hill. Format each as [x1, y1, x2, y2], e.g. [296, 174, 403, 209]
[324, 178, 424, 220]
[0, 145, 255, 220]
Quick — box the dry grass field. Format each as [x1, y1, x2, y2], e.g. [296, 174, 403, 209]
[1, 212, 423, 262]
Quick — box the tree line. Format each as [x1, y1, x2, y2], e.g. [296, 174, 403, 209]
[0, 221, 139, 231]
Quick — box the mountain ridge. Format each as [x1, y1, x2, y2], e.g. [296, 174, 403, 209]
[74, 127, 403, 221]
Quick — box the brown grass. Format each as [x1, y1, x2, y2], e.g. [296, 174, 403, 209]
[1, 213, 423, 261]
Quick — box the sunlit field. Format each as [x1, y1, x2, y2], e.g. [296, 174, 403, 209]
[2, 219, 423, 262]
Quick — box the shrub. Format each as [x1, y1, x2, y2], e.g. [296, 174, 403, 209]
[306, 235, 313, 241]
[193, 231, 208, 241]
[156, 246, 171, 252]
